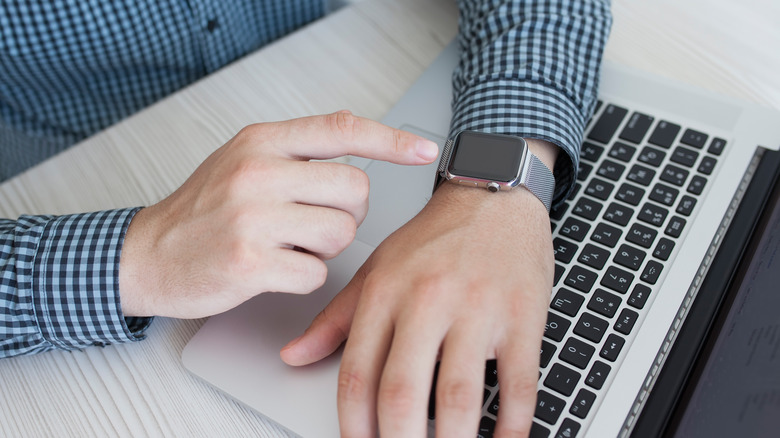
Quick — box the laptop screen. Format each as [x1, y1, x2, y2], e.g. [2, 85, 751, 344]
[635, 148, 780, 437]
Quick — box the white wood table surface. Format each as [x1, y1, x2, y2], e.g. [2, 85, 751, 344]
[1, 0, 777, 436]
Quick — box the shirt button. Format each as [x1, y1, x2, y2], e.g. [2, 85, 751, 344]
[206, 18, 218, 33]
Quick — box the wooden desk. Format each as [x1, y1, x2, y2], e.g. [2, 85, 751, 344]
[1, 0, 777, 436]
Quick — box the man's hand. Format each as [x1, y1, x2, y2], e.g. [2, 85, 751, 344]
[282, 140, 558, 437]
[118, 111, 438, 318]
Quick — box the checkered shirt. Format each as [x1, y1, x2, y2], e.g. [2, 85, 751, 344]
[0, 0, 611, 357]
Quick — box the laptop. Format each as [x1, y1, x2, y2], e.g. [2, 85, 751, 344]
[182, 41, 780, 437]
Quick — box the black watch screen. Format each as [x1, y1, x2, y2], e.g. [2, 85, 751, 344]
[448, 131, 525, 182]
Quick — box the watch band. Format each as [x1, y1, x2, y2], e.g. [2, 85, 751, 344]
[434, 137, 556, 212]
[520, 152, 556, 212]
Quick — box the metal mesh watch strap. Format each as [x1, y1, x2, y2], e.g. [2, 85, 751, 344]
[520, 152, 555, 212]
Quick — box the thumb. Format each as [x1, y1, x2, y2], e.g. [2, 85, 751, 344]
[280, 265, 367, 366]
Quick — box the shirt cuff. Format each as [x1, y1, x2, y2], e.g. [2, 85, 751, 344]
[32, 207, 152, 350]
[448, 78, 591, 206]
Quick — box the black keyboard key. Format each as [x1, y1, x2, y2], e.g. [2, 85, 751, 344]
[478, 416, 496, 438]
[585, 178, 615, 201]
[588, 104, 628, 144]
[670, 146, 700, 168]
[577, 162, 593, 181]
[627, 223, 658, 248]
[608, 141, 637, 162]
[530, 422, 551, 438]
[572, 197, 603, 221]
[653, 238, 675, 261]
[600, 334, 625, 361]
[637, 146, 666, 167]
[560, 217, 591, 242]
[602, 202, 634, 227]
[619, 111, 654, 144]
[585, 360, 611, 390]
[554, 264, 565, 285]
[660, 164, 690, 187]
[553, 237, 579, 264]
[536, 390, 567, 425]
[550, 202, 569, 221]
[638, 202, 669, 227]
[485, 360, 498, 387]
[614, 308, 640, 335]
[614, 243, 646, 271]
[544, 363, 581, 397]
[540, 340, 557, 368]
[627, 164, 656, 186]
[581, 142, 605, 163]
[648, 121, 681, 148]
[578, 243, 610, 270]
[628, 283, 652, 309]
[698, 156, 717, 175]
[687, 175, 707, 195]
[488, 391, 500, 416]
[641, 260, 664, 285]
[600, 267, 634, 295]
[574, 312, 609, 343]
[676, 195, 697, 216]
[680, 128, 708, 149]
[708, 137, 727, 156]
[616, 183, 645, 206]
[560, 338, 595, 369]
[590, 222, 622, 248]
[649, 183, 679, 206]
[555, 419, 582, 438]
[551, 288, 585, 316]
[588, 288, 623, 317]
[569, 389, 597, 419]
[545, 311, 571, 342]
[596, 159, 626, 181]
[665, 216, 686, 238]
[565, 266, 599, 293]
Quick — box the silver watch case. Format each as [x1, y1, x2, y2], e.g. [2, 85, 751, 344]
[437, 131, 555, 212]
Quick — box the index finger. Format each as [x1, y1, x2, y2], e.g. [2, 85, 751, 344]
[263, 111, 439, 165]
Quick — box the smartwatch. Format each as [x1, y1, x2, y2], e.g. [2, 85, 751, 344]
[435, 130, 555, 212]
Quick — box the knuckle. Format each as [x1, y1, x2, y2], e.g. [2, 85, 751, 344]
[234, 123, 266, 144]
[321, 212, 357, 256]
[501, 377, 538, 402]
[301, 258, 328, 290]
[226, 158, 275, 196]
[224, 237, 257, 279]
[378, 379, 417, 417]
[328, 111, 359, 143]
[437, 379, 478, 413]
[392, 129, 405, 156]
[344, 165, 370, 199]
[338, 368, 369, 403]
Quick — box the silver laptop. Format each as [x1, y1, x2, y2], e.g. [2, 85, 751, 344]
[182, 41, 780, 437]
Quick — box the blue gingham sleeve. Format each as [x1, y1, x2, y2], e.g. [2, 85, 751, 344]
[451, 0, 612, 204]
[1, 208, 152, 358]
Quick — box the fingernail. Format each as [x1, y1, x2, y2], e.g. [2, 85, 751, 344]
[416, 139, 439, 162]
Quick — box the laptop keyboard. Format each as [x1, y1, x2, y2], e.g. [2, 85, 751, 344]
[428, 101, 728, 437]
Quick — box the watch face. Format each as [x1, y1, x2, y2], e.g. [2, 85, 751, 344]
[449, 131, 525, 182]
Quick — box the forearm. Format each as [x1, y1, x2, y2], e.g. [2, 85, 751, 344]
[0, 210, 152, 358]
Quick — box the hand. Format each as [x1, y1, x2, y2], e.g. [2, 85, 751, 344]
[118, 111, 439, 318]
[281, 139, 558, 437]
